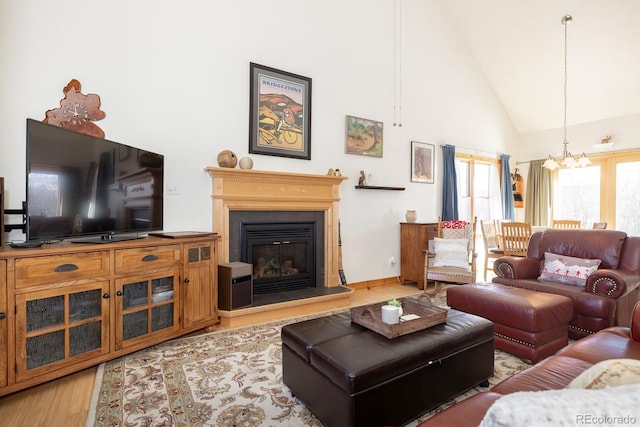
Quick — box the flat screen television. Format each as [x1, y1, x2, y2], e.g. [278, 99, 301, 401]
[26, 118, 164, 243]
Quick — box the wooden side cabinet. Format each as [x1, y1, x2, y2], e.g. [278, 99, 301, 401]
[0, 234, 219, 397]
[400, 222, 438, 289]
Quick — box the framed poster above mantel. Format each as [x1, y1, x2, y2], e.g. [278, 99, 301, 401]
[249, 63, 312, 160]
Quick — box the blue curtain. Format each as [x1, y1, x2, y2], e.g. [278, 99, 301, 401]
[441, 144, 458, 220]
[500, 154, 516, 221]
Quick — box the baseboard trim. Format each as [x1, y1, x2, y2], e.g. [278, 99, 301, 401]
[347, 276, 402, 291]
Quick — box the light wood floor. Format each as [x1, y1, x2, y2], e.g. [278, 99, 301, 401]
[0, 283, 424, 427]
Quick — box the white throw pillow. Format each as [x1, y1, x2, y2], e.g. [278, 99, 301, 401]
[432, 238, 470, 270]
[568, 359, 640, 389]
[538, 252, 601, 287]
[479, 383, 640, 427]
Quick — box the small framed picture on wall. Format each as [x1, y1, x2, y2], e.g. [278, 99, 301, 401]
[345, 115, 383, 158]
[411, 141, 435, 183]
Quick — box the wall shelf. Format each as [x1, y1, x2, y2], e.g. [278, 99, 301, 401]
[354, 185, 405, 191]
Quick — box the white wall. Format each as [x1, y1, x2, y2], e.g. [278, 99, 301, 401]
[519, 113, 640, 162]
[0, 0, 518, 283]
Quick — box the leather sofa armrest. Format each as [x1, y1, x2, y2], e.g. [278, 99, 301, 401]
[493, 257, 540, 280]
[586, 269, 640, 299]
[632, 301, 640, 341]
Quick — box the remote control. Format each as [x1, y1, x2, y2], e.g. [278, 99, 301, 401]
[9, 241, 44, 248]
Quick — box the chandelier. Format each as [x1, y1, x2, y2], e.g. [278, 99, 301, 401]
[542, 15, 591, 170]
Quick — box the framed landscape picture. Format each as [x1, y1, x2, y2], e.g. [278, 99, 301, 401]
[345, 115, 383, 158]
[249, 62, 312, 160]
[411, 141, 434, 183]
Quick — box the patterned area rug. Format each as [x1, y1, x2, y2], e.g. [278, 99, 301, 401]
[86, 294, 532, 427]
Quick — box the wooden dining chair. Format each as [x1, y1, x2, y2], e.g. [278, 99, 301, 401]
[493, 219, 510, 248]
[501, 222, 532, 257]
[593, 222, 608, 230]
[480, 219, 504, 280]
[552, 219, 582, 229]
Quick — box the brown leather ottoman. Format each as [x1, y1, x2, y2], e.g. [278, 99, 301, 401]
[281, 309, 494, 427]
[446, 282, 573, 363]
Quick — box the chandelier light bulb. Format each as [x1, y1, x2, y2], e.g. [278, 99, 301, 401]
[542, 156, 559, 170]
[578, 154, 592, 167]
[563, 156, 578, 168]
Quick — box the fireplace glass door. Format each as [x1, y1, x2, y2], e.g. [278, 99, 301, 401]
[243, 223, 315, 294]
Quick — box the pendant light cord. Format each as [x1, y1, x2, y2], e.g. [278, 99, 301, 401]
[563, 16, 569, 145]
[393, 0, 397, 126]
[393, 0, 403, 127]
[398, 0, 402, 127]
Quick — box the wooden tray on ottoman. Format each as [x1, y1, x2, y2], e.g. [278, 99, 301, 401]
[350, 295, 447, 339]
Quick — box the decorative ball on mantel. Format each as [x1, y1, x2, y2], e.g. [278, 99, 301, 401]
[239, 156, 254, 170]
[217, 150, 238, 168]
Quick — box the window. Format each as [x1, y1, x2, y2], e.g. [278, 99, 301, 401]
[555, 166, 600, 228]
[552, 149, 640, 233]
[615, 160, 640, 235]
[457, 159, 470, 220]
[455, 155, 502, 222]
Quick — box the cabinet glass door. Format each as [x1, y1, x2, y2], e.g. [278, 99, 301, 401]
[116, 270, 179, 349]
[15, 281, 109, 381]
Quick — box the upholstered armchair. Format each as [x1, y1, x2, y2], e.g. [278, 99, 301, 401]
[424, 217, 477, 295]
[493, 229, 640, 339]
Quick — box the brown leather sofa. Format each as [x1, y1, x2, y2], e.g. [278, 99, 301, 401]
[493, 229, 640, 339]
[417, 301, 640, 427]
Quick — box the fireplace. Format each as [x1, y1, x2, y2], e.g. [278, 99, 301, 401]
[207, 168, 350, 323]
[229, 210, 325, 295]
[206, 167, 347, 289]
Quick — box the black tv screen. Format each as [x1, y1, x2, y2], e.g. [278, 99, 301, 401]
[26, 119, 164, 243]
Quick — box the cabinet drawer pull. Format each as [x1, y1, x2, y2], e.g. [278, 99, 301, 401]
[0, 312, 6, 320]
[142, 254, 159, 262]
[55, 263, 79, 272]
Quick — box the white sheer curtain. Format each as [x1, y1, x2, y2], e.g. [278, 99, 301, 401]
[489, 165, 503, 219]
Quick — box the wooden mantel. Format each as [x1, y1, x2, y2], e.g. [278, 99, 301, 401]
[205, 167, 348, 287]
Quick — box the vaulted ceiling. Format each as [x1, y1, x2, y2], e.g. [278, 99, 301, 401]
[444, 0, 640, 134]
